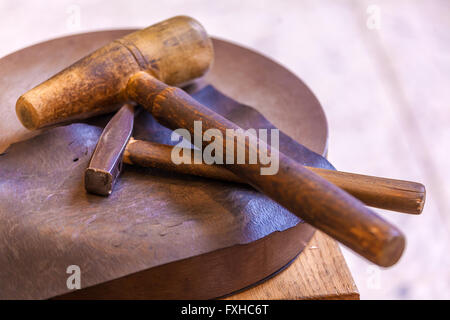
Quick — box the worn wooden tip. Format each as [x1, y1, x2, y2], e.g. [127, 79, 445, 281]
[376, 179, 426, 215]
[16, 96, 39, 130]
[307, 168, 427, 215]
[414, 183, 426, 214]
[374, 229, 406, 267]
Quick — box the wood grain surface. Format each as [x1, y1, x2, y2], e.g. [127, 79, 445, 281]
[227, 231, 359, 300]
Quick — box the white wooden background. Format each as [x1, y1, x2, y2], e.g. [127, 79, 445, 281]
[0, 0, 448, 299]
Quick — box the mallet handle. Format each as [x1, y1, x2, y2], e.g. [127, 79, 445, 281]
[127, 71, 405, 267]
[124, 139, 425, 214]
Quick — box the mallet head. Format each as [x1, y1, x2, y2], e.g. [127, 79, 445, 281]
[16, 16, 214, 130]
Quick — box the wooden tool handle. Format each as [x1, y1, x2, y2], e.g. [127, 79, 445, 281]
[127, 71, 405, 267]
[307, 168, 425, 214]
[124, 139, 425, 214]
[124, 139, 241, 183]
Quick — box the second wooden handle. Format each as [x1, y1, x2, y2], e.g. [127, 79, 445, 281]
[126, 71, 406, 267]
[124, 139, 425, 214]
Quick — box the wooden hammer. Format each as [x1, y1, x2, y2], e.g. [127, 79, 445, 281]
[16, 16, 417, 266]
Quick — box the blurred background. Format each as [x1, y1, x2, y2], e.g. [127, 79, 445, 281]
[0, 0, 448, 299]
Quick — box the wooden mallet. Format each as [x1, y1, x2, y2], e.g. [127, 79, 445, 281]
[16, 16, 421, 266]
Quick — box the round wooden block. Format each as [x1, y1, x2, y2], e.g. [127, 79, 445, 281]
[0, 30, 329, 299]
